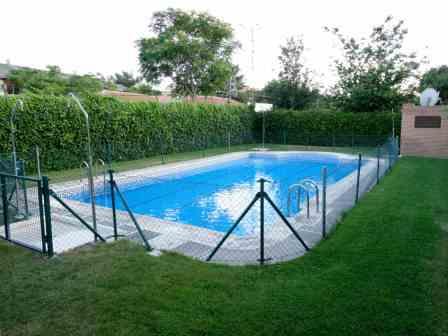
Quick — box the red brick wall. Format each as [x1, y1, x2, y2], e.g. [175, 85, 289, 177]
[400, 104, 448, 158]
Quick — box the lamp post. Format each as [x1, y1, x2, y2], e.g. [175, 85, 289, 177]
[69, 93, 97, 239]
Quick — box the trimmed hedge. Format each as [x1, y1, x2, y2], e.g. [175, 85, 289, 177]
[0, 95, 254, 170]
[0, 95, 401, 172]
[254, 108, 401, 145]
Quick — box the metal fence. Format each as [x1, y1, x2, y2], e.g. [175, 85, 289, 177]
[0, 173, 52, 255]
[4, 133, 392, 177]
[0, 134, 399, 265]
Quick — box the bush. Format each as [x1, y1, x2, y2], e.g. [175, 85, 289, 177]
[262, 80, 320, 110]
[0, 94, 402, 172]
[0, 94, 254, 171]
[254, 108, 400, 145]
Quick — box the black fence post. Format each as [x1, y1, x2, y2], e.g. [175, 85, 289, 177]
[395, 136, 400, 161]
[376, 146, 380, 184]
[388, 138, 392, 171]
[106, 143, 112, 170]
[108, 170, 118, 240]
[355, 153, 362, 203]
[42, 176, 54, 257]
[322, 167, 327, 239]
[19, 161, 30, 218]
[37, 179, 47, 254]
[160, 135, 165, 164]
[227, 131, 231, 153]
[259, 178, 266, 265]
[1, 175, 10, 240]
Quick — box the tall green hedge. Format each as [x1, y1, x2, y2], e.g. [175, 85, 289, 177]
[254, 108, 400, 145]
[0, 95, 254, 170]
[0, 95, 402, 172]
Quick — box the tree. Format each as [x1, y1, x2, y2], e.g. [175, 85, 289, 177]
[112, 71, 141, 89]
[68, 74, 104, 95]
[325, 16, 422, 112]
[129, 83, 161, 95]
[278, 36, 310, 86]
[230, 65, 245, 92]
[8, 66, 103, 95]
[262, 79, 319, 110]
[217, 65, 245, 99]
[262, 36, 318, 110]
[138, 8, 239, 97]
[420, 66, 448, 103]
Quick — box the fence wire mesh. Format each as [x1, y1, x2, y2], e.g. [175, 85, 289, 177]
[1, 134, 399, 264]
[0, 174, 46, 253]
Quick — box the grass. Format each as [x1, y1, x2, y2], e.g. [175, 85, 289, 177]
[1, 157, 446, 336]
[45, 143, 376, 184]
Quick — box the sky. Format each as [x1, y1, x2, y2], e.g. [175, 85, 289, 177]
[1, 0, 447, 90]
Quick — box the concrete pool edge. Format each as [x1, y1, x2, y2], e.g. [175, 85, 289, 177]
[40, 151, 384, 264]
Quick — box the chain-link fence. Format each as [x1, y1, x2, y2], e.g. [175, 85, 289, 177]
[1, 134, 399, 265]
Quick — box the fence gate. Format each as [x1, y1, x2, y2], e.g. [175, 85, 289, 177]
[0, 172, 52, 256]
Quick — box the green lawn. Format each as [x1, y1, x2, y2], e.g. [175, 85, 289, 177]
[1, 157, 447, 336]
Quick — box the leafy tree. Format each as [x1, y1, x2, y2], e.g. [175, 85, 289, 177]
[129, 83, 161, 95]
[325, 16, 422, 112]
[138, 8, 239, 97]
[228, 65, 244, 96]
[279, 36, 311, 86]
[68, 74, 104, 95]
[112, 71, 141, 89]
[8, 66, 103, 95]
[262, 80, 319, 110]
[216, 65, 245, 99]
[420, 65, 448, 102]
[262, 36, 318, 110]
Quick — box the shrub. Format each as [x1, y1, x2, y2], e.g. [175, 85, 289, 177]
[0, 94, 254, 170]
[254, 108, 400, 145]
[0, 94, 401, 172]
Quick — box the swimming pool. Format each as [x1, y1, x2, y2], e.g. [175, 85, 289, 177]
[71, 152, 359, 236]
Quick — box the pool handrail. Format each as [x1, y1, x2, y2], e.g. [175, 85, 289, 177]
[287, 179, 320, 218]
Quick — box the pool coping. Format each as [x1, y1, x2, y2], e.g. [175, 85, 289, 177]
[17, 150, 384, 264]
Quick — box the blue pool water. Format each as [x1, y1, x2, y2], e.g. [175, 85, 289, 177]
[71, 153, 358, 236]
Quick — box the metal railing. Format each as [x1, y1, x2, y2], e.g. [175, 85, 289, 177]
[287, 179, 320, 218]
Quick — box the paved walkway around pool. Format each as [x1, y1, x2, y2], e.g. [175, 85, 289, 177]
[7, 151, 387, 265]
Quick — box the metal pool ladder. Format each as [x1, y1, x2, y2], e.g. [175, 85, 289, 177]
[287, 179, 320, 218]
[94, 159, 107, 196]
[80, 161, 90, 192]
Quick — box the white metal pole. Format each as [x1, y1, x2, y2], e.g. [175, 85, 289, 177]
[10, 100, 23, 210]
[262, 110, 265, 149]
[69, 93, 97, 240]
[36, 145, 42, 179]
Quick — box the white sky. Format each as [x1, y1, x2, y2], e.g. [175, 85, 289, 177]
[1, 0, 447, 90]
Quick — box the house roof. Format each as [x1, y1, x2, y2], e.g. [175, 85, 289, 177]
[101, 90, 241, 105]
[0, 63, 25, 79]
